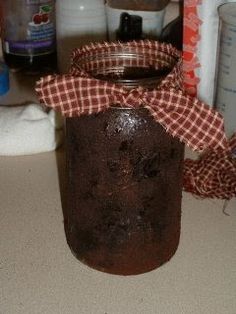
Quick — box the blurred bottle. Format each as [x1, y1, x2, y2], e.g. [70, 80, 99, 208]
[106, 0, 170, 41]
[107, 0, 170, 11]
[160, 0, 183, 50]
[0, 0, 57, 74]
[0, 61, 9, 96]
[215, 2, 236, 138]
[56, 0, 107, 73]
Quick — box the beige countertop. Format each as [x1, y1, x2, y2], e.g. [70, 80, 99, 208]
[0, 150, 235, 314]
[1, 2, 236, 314]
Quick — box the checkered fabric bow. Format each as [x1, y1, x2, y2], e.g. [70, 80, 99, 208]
[184, 133, 236, 199]
[35, 40, 227, 152]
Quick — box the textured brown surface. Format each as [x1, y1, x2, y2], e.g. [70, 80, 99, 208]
[65, 107, 184, 275]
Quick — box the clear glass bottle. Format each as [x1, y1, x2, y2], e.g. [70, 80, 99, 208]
[56, 0, 107, 73]
[0, 0, 57, 73]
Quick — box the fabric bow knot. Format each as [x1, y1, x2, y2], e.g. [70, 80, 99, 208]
[35, 40, 228, 153]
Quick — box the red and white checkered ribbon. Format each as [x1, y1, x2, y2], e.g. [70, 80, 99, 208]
[35, 40, 227, 152]
[184, 133, 236, 199]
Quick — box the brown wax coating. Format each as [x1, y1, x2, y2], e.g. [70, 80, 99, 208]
[65, 107, 184, 275]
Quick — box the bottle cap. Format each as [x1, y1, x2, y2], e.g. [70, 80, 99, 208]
[117, 12, 143, 41]
[0, 61, 9, 96]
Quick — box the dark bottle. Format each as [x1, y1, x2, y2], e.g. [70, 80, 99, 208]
[160, 0, 183, 50]
[1, 0, 57, 73]
[116, 12, 143, 41]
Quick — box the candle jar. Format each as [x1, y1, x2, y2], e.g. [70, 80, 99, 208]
[64, 47, 185, 275]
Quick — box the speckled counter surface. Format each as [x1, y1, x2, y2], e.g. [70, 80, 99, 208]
[0, 149, 235, 314]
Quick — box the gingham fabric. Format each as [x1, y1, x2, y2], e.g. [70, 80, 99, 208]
[184, 133, 236, 199]
[35, 40, 227, 153]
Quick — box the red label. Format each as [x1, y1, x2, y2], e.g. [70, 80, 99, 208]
[183, 0, 202, 96]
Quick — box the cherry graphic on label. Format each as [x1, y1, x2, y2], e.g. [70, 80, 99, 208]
[41, 13, 49, 23]
[33, 14, 42, 25]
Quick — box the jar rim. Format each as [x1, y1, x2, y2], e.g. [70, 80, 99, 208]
[73, 49, 177, 89]
[70, 41, 182, 90]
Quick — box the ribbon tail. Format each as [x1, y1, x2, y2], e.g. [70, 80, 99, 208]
[183, 141, 236, 199]
[35, 75, 78, 116]
[143, 89, 228, 152]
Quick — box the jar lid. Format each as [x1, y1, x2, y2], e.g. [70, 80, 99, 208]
[0, 62, 9, 96]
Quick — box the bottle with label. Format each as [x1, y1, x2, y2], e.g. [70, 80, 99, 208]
[0, 0, 57, 73]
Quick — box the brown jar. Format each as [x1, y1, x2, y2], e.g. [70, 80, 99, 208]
[64, 48, 184, 275]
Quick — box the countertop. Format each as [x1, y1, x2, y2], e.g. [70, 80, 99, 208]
[0, 151, 235, 314]
[0, 2, 236, 314]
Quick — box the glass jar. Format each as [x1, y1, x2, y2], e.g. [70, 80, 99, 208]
[64, 47, 184, 275]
